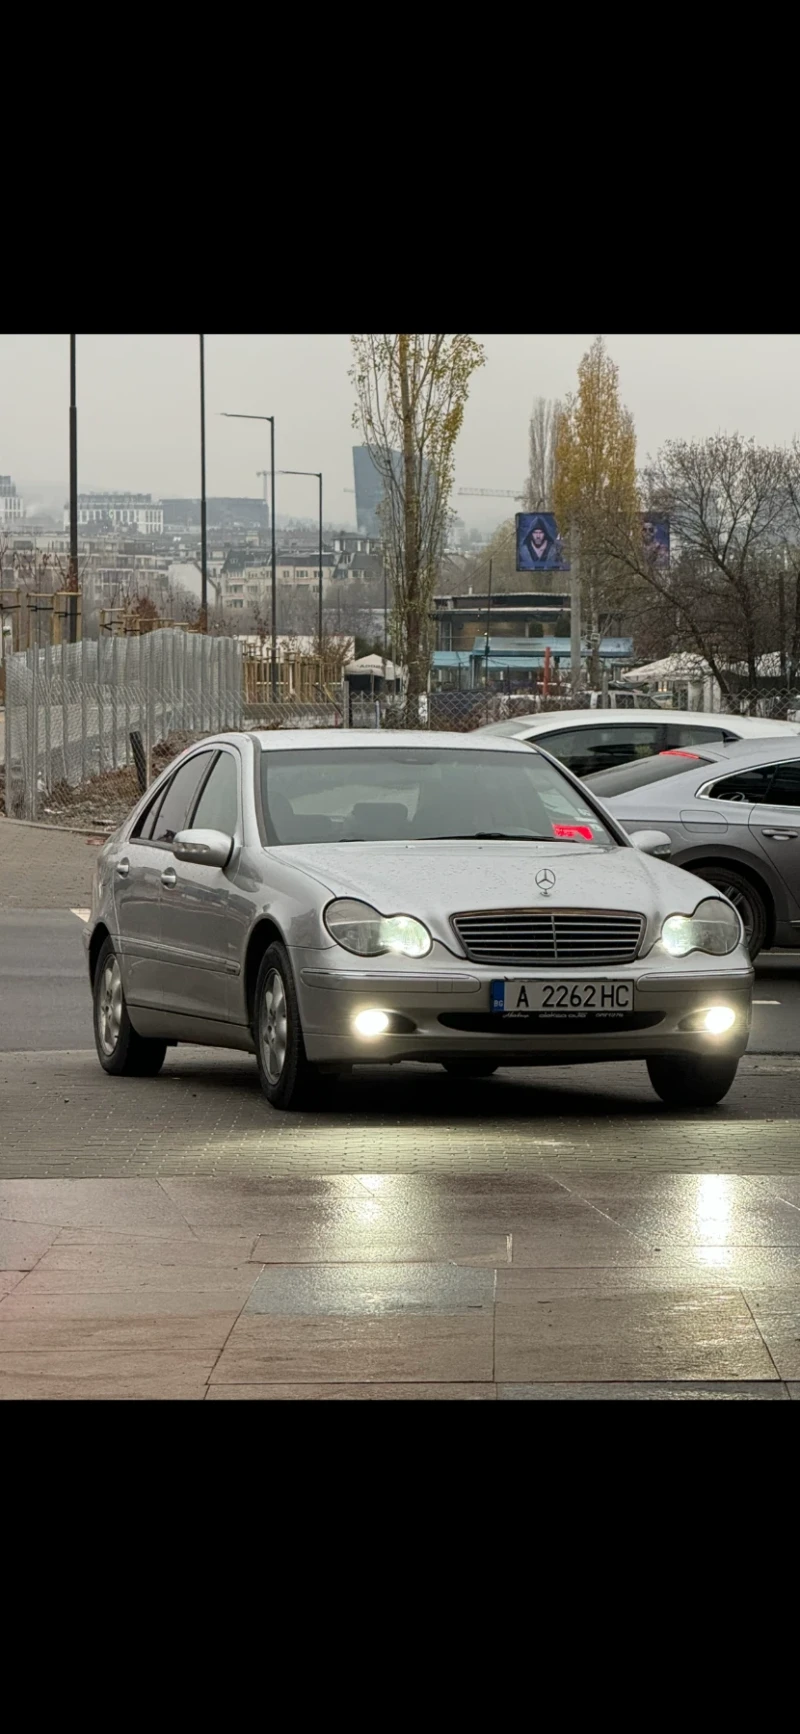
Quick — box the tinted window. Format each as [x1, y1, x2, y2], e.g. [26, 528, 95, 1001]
[765, 762, 800, 807]
[191, 751, 239, 836]
[542, 724, 663, 780]
[133, 787, 165, 841]
[152, 752, 214, 844]
[261, 747, 615, 847]
[586, 753, 713, 799]
[667, 724, 729, 747]
[705, 767, 773, 804]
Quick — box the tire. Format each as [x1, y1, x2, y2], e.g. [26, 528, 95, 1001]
[688, 865, 767, 960]
[647, 1054, 739, 1109]
[441, 1061, 498, 1078]
[254, 942, 327, 1110]
[93, 936, 167, 1078]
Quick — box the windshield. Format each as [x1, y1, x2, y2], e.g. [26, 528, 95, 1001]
[585, 751, 714, 799]
[260, 747, 616, 847]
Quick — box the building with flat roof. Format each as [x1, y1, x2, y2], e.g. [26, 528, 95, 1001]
[65, 493, 164, 534]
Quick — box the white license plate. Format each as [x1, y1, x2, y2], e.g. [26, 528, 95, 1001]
[491, 979, 634, 1014]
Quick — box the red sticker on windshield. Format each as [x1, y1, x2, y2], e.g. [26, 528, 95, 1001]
[552, 823, 594, 841]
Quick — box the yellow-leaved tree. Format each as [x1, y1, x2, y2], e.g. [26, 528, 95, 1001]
[350, 334, 485, 723]
[554, 337, 638, 664]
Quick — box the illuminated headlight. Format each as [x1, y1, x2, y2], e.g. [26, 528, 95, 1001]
[661, 898, 742, 958]
[324, 898, 432, 959]
[702, 1006, 736, 1034]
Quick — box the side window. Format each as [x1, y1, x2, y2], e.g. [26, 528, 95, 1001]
[667, 724, 728, 748]
[764, 762, 800, 807]
[132, 785, 167, 841]
[705, 767, 773, 804]
[544, 724, 663, 780]
[152, 752, 215, 844]
[191, 751, 240, 836]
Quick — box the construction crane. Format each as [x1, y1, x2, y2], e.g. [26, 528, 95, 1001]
[457, 487, 526, 501]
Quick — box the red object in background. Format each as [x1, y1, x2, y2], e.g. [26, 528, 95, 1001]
[552, 823, 594, 841]
[659, 750, 700, 758]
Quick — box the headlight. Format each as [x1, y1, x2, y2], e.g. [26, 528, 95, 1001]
[661, 897, 742, 957]
[324, 898, 432, 959]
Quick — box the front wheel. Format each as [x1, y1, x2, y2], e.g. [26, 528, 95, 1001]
[647, 1054, 739, 1109]
[93, 937, 167, 1077]
[254, 942, 329, 1110]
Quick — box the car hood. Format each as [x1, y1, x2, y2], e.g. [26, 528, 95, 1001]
[270, 840, 712, 926]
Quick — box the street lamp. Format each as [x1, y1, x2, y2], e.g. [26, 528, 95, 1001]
[68, 335, 78, 640]
[221, 412, 277, 699]
[199, 336, 208, 631]
[278, 470, 323, 648]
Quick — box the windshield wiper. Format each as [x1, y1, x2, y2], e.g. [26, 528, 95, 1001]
[417, 832, 556, 842]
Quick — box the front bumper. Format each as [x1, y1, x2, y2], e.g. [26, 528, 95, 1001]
[293, 948, 754, 1067]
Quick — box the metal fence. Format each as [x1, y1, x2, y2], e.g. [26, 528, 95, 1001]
[4, 653, 800, 831]
[2, 629, 243, 827]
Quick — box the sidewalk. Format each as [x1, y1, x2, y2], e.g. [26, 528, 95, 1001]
[1, 1050, 799, 1399]
[0, 1167, 798, 1399]
[0, 817, 100, 910]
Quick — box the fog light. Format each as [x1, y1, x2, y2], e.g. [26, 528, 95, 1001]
[702, 1006, 736, 1035]
[353, 1009, 390, 1038]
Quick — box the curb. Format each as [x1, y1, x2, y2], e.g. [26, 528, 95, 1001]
[0, 817, 111, 840]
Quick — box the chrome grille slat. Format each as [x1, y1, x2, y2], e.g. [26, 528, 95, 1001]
[452, 907, 644, 967]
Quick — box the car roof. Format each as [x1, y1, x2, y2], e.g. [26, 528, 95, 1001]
[481, 709, 800, 736]
[249, 728, 536, 754]
[603, 734, 800, 805]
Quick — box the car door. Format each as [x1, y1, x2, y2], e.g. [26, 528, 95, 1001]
[745, 758, 800, 920]
[158, 746, 243, 1023]
[113, 778, 174, 1011]
[534, 721, 666, 780]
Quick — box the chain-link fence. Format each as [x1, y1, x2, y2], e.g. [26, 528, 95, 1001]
[2, 629, 243, 828]
[4, 650, 800, 831]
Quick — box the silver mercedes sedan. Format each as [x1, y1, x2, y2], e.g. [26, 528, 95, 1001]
[84, 730, 753, 1110]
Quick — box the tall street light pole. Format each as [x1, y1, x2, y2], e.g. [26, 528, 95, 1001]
[199, 336, 208, 632]
[279, 470, 323, 648]
[68, 335, 78, 639]
[222, 413, 277, 698]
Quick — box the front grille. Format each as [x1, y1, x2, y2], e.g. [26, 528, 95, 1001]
[451, 908, 645, 967]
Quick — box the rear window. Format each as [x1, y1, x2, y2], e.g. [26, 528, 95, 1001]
[585, 752, 713, 799]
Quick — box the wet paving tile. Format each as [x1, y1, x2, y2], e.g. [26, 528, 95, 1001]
[249, 1231, 510, 1267]
[742, 1288, 800, 1379]
[498, 1382, 790, 1401]
[0, 1219, 60, 1270]
[243, 1262, 495, 1318]
[207, 1382, 497, 1400]
[494, 1275, 774, 1383]
[211, 1313, 494, 1386]
[0, 1181, 192, 1236]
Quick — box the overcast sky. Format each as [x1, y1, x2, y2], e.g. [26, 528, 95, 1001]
[3, 333, 800, 529]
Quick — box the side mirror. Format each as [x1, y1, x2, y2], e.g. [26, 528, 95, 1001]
[173, 828, 233, 869]
[628, 829, 672, 860]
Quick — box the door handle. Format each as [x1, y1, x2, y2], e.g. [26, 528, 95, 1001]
[761, 830, 798, 840]
[116, 859, 130, 878]
[161, 867, 178, 888]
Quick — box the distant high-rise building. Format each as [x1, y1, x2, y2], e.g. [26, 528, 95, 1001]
[352, 446, 404, 538]
[0, 475, 24, 526]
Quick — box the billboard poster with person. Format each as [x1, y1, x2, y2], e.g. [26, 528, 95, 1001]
[515, 512, 569, 572]
[641, 513, 670, 566]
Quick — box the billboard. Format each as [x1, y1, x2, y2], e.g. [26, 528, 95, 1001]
[641, 512, 670, 567]
[515, 512, 569, 572]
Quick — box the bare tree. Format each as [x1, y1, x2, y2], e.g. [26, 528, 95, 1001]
[351, 334, 485, 722]
[597, 434, 790, 700]
[524, 397, 563, 511]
